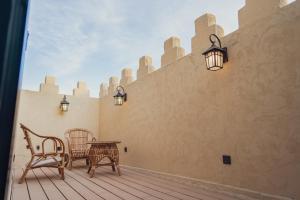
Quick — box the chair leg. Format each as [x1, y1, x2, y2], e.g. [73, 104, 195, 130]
[64, 154, 69, 167]
[86, 158, 89, 166]
[19, 158, 33, 184]
[69, 158, 73, 170]
[19, 168, 30, 184]
[60, 167, 65, 180]
[115, 162, 121, 176]
[109, 157, 115, 171]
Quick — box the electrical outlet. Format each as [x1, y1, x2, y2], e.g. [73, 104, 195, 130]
[223, 155, 231, 165]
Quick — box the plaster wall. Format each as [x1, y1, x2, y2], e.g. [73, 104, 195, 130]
[13, 79, 99, 167]
[99, 1, 300, 199]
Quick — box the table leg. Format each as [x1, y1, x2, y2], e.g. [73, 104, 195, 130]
[115, 162, 121, 176]
[90, 166, 96, 178]
[87, 164, 91, 174]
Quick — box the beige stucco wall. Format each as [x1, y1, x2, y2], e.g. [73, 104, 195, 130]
[99, 1, 300, 199]
[13, 78, 99, 167]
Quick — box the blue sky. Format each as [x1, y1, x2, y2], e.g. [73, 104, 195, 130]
[22, 0, 248, 97]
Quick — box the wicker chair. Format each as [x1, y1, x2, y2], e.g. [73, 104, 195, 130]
[65, 128, 95, 169]
[19, 123, 65, 184]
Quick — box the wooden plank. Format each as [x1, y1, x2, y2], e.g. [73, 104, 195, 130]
[11, 168, 30, 200]
[64, 168, 122, 200]
[33, 168, 66, 200]
[74, 168, 142, 200]
[96, 167, 177, 200]
[89, 170, 155, 199]
[121, 167, 243, 200]
[47, 168, 104, 200]
[120, 167, 217, 200]
[99, 168, 198, 200]
[26, 170, 48, 200]
[41, 168, 85, 200]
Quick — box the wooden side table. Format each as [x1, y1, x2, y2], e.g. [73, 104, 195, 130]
[87, 141, 121, 178]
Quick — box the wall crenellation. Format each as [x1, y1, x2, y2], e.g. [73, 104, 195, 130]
[120, 68, 133, 86]
[161, 36, 185, 67]
[238, 0, 288, 27]
[191, 13, 224, 55]
[108, 76, 119, 95]
[39, 76, 59, 94]
[73, 81, 89, 97]
[99, 83, 108, 98]
[137, 56, 155, 80]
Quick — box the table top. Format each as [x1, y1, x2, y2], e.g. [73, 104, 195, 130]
[87, 141, 121, 145]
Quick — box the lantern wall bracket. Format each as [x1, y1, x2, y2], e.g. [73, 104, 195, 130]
[209, 34, 228, 63]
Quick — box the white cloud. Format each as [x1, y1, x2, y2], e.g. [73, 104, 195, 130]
[26, 0, 124, 76]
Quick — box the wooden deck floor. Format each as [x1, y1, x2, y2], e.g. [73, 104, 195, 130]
[11, 165, 256, 200]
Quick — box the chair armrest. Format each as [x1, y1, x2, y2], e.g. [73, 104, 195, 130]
[41, 136, 65, 156]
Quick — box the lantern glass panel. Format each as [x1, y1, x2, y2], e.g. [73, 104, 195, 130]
[61, 103, 68, 111]
[205, 50, 223, 71]
[114, 96, 123, 105]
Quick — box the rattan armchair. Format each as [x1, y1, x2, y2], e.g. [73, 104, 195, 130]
[65, 128, 95, 169]
[19, 123, 66, 184]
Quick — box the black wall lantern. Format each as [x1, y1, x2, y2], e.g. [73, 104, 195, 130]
[113, 86, 127, 106]
[60, 95, 70, 112]
[202, 34, 228, 71]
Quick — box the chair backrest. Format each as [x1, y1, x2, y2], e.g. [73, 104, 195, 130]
[65, 129, 93, 151]
[20, 123, 36, 155]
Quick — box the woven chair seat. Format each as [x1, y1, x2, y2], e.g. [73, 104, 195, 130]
[71, 149, 89, 158]
[32, 156, 62, 168]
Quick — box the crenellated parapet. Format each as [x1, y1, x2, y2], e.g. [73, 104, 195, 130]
[108, 76, 119, 95]
[73, 81, 89, 97]
[120, 68, 133, 86]
[191, 13, 224, 55]
[238, 0, 288, 27]
[33, 0, 298, 101]
[99, 83, 108, 98]
[137, 56, 155, 80]
[161, 36, 185, 67]
[39, 76, 59, 94]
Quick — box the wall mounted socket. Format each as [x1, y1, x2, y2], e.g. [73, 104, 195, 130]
[223, 155, 231, 165]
